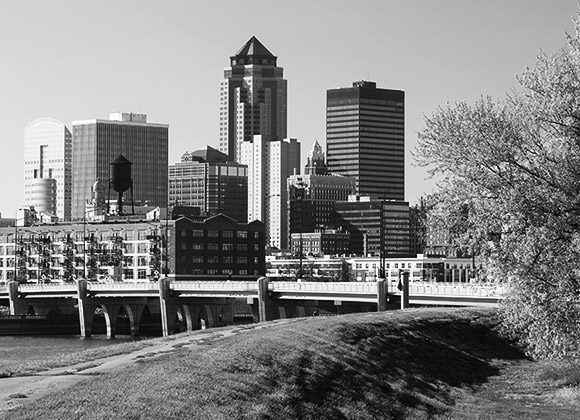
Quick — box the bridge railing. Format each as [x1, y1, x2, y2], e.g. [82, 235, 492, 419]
[171, 281, 258, 292]
[18, 283, 78, 293]
[88, 282, 159, 292]
[271, 281, 378, 294]
[406, 283, 505, 297]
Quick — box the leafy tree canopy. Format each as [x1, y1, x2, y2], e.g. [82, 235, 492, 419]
[415, 14, 580, 359]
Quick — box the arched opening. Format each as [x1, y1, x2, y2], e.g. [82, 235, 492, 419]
[137, 305, 162, 336]
[196, 306, 209, 330]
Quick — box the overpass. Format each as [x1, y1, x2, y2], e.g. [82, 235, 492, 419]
[0, 278, 504, 338]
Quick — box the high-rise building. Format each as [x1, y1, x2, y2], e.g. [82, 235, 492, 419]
[24, 118, 72, 221]
[240, 135, 300, 250]
[333, 195, 410, 259]
[220, 36, 287, 162]
[169, 147, 248, 222]
[287, 140, 356, 237]
[326, 81, 405, 201]
[71, 112, 168, 220]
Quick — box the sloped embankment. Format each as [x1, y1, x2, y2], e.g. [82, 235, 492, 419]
[6, 307, 577, 419]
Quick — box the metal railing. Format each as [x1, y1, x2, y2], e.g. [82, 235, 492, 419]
[4, 280, 505, 299]
[171, 281, 257, 292]
[271, 281, 378, 294]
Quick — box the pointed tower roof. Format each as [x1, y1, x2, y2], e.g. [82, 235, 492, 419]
[305, 140, 327, 175]
[230, 36, 277, 66]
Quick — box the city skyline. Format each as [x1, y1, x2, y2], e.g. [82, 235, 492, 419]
[0, 1, 577, 218]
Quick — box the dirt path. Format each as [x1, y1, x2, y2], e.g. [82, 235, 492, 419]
[0, 323, 279, 413]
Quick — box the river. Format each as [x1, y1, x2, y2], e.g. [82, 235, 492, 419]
[0, 335, 137, 371]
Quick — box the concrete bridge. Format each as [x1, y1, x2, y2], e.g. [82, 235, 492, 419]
[0, 278, 504, 338]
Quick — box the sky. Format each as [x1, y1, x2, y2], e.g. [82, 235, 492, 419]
[0, 0, 578, 218]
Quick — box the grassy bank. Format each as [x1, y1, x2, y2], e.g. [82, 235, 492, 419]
[4, 307, 580, 419]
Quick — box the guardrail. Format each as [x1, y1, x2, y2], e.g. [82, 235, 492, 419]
[88, 282, 159, 292]
[171, 281, 257, 292]
[0, 280, 506, 299]
[271, 281, 379, 294]
[19, 283, 77, 292]
[407, 284, 504, 297]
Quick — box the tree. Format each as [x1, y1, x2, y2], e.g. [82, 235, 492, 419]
[415, 14, 580, 359]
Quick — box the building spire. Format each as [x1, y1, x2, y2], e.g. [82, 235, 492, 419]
[230, 36, 277, 66]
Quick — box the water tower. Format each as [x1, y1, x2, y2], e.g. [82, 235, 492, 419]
[108, 155, 135, 216]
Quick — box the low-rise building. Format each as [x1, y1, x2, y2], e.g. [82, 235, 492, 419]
[0, 213, 265, 283]
[289, 228, 350, 257]
[266, 254, 474, 283]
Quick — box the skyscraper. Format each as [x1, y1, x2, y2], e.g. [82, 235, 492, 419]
[220, 36, 287, 162]
[288, 140, 356, 236]
[24, 118, 72, 221]
[169, 147, 248, 222]
[71, 112, 169, 220]
[240, 135, 300, 250]
[326, 81, 405, 201]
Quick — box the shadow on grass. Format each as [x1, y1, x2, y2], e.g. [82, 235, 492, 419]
[229, 310, 527, 419]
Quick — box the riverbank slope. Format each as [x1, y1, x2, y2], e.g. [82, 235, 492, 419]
[2, 307, 580, 419]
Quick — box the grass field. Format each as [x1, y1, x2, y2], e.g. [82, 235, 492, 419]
[3, 307, 580, 419]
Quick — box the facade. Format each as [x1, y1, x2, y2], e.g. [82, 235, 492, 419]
[333, 195, 410, 259]
[266, 254, 474, 283]
[24, 118, 72, 221]
[219, 36, 287, 162]
[0, 214, 265, 283]
[348, 255, 474, 283]
[289, 229, 350, 258]
[409, 199, 428, 256]
[0, 220, 166, 283]
[266, 255, 347, 282]
[288, 140, 356, 237]
[71, 112, 169, 220]
[169, 147, 248, 222]
[240, 135, 300, 250]
[173, 214, 265, 279]
[326, 81, 405, 201]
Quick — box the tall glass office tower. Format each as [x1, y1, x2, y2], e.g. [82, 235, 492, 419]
[219, 36, 287, 162]
[24, 118, 72, 220]
[71, 112, 168, 220]
[326, 81, 405, 201]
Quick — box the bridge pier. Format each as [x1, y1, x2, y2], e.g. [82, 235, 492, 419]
[158, 278, 235, 336]
[125, 304, 145, 336]
[257, 277, 274, 322]
[377, 279, 388, 311]
[8, 281, 27, 315]
[401, 272, 410, 309]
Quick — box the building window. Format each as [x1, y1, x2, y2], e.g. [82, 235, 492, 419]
[223, 231, 233, 238]
[237, 231, 247, 238]
[192, 230, 204, 237]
